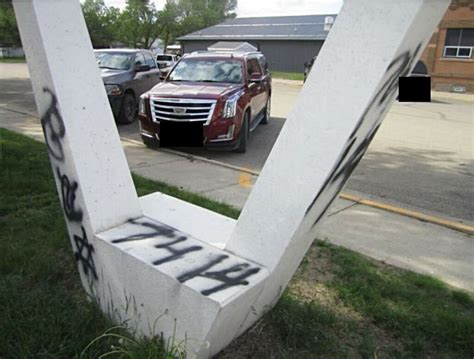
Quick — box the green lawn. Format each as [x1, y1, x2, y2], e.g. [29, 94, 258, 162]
[1, 128, 473, 358]
[271, 71, 304, 81]
[0, 57, 26, 63]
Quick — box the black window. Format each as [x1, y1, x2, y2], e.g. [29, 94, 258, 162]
[247, 58, 262, 78]
[143, 52, 157, 68]
[444, 28, 474, 58]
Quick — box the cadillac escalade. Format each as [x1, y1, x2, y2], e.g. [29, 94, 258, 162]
[138, 51, 272, 153]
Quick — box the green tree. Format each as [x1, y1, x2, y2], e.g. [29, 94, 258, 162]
[118, 0, 160, 48]
[0, 0, 21, 47]
[81, 0, 120, 48]
[159, 0, 237, 51]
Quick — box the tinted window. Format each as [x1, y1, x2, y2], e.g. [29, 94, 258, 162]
[95, 52, 132, 70]
[168, 58, 243, 83]
[247, 58, 262, 78]
[445, 28, 474, 47]
[143, 52, 156, 68]
[157, 55, 173, 61]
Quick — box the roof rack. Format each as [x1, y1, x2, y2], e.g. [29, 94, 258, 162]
[189, 50, 262, 57]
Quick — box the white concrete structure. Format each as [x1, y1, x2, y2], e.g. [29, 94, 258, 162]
[13, 0, 449, 357]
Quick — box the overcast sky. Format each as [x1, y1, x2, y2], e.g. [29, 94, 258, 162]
[102, 0, 343, 17]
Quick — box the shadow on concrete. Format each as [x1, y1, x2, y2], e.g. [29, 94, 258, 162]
[349, 146, 473, 222]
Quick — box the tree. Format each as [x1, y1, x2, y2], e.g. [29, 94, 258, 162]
[118, 0, 161, 48]
[81, 0, 120, 48]
[158, 0, 237, 51]
[0, 0, 21, 47]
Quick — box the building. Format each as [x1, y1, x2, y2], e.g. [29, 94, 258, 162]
[178, 14, 336, 73]
[419, 0, 474, 92]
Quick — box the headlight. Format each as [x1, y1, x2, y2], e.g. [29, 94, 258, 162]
[223, 92, 242, 118]
[139, 96, 147, 115]
[105, 84, 122, 96]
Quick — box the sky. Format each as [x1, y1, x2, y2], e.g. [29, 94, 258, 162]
[102, 0, 343, 17]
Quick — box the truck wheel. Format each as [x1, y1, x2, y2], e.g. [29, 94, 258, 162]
[118, 93, 136, 124]
[261, 97, 271, 125]
[235, 113, 249, 153]
[142, 135, 159, 148]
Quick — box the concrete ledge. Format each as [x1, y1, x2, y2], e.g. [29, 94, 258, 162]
[95, 211, 269, 356]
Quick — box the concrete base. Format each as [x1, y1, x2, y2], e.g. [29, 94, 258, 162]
[94, 192, 269, 357]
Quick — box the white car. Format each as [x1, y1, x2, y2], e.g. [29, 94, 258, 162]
[156, 54, 179, 79]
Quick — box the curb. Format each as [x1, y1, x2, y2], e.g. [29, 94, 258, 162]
[339, 193, 474, 235]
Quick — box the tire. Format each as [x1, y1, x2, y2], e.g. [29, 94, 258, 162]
[118, 93, 136, 124]
[261, 96, 271, 125]
[235, 112, 249, 153]
[142, 135, 159, 148]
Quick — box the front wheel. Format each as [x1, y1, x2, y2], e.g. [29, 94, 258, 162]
[261, 96, 271, 125]
[118, 93, 136, 124]
[142, 135, 159, 148]
[235, 113, 249, 153]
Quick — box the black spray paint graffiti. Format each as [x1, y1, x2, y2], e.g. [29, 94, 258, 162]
[74, 226, 98, 280]
[111, 219, 178, 243]
[177, 254, 261, 296]
[153, 237, 202, 266]
[41, 87, 65, 162]
[41, 87, 97, 282]
[305, 43, 423, 228]
[57, 167, 83, 222]
[116, 219, 261, 296]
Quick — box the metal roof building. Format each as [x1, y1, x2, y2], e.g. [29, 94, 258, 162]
[178, 14, 337, 72]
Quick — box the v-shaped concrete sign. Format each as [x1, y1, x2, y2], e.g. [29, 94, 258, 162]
[13, 0, 449, 357]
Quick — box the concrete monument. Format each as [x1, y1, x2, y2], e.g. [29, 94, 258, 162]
[13, 0, 449, 357]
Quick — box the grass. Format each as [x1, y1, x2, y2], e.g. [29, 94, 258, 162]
[0, 57, 26, 63]
[1, 128, 473, 358]
[271, 70, 304, 81]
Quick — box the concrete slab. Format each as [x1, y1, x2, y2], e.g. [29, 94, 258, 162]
[132, 158, 242, 193]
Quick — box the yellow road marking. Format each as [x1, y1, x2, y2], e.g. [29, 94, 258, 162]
[238, 172, 253, 188]
[339, 193, 474, 235]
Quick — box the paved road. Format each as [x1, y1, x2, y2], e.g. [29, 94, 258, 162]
[1, 63, 472, 222]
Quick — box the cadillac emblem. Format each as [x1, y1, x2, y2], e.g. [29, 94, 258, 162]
[173, 107, 186, 114]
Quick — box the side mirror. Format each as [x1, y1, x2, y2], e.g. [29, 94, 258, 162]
[249, 72, 263, 83]
[135, 64, 150, 72]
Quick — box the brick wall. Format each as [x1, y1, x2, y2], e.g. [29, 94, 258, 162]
[420, 1, 474, 92]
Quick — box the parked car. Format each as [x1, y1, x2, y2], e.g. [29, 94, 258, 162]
[138, 51, 272, 153]
[94, 49, 161, 124]
[410, 60, 429, 77]
[303, 56, 316, 83]
[156, 54, 179, 80]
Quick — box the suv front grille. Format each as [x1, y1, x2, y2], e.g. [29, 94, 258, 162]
[150, 98, 217, 125]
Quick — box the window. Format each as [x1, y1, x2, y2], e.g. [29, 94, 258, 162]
[257, 56, 269, 75]
[168, 59, 243, 84]
[134, 52, 145, 66]
[95, 52, 133, 70]
[246, 58, 262, 78]
[443, 28, 474, 59]
[143, 52, 157, 68]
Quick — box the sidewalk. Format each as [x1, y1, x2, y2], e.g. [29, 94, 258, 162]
[1, 106, 473, 292]
[272, 77, 474, 103]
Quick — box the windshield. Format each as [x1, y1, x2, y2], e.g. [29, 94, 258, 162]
[95, 52, 133, 70]
[168, 58, 243, 84]
[157, 55, 173, 61]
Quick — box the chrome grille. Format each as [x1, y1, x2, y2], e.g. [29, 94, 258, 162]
[150, 98, 216, 125]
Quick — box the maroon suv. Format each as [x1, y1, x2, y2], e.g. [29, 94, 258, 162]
[138, 51, 272, 152]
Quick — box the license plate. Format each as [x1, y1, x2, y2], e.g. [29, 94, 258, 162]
[160, 121, 203, 147]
